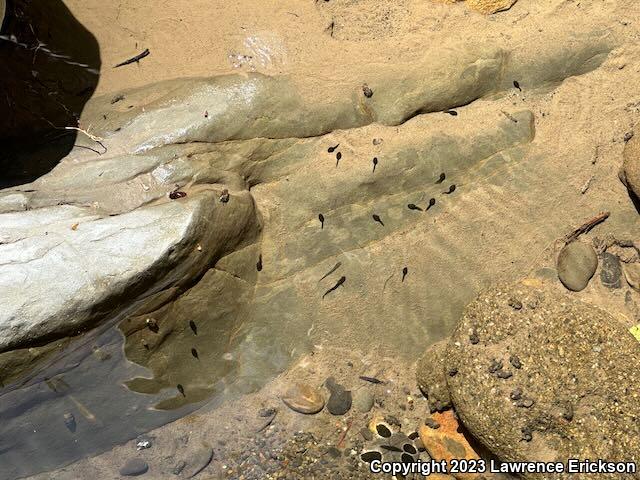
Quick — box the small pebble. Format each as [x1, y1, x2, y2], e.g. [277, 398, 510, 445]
[172, 461, 186, 476]
[424, 417, 440, 429]
[488, 359, 503, 374]
[469, 332, 479, 344]
[521, 426, 533, 442]
[510, 355, 522, 369]
[508, 297, 523, 310]
[497, 370, 513, 379]
[510, 388, 523, 401]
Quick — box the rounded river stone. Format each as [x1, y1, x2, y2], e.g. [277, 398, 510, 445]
[119, 458, 149, 477]
[445, 282, 640, 479]
[282, 384, 324, 414]
[557, 241, 597, 291]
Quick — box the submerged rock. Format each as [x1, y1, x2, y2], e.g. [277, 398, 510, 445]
[282, 384, 325, 414]
[325, 378, 352, 415]
[446, 282, 640, 478]
[119, 458, 149, 477]
[416, 340, 452, 413]
[352, 389, 374, 413]
[557, 241, 598, 291]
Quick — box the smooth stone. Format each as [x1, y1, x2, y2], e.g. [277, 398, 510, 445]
[282, 384, 325, 414]
[600, 252, 622, 288]
[326, 385, 352, 416]
[557, 241, 598, 291]
[353, 389, 374, 413]
[182, 445, 214, 478]
[119, 458, 149, 477]
[623, 263, 640, 291]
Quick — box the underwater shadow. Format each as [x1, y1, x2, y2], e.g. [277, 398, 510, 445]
[0, 0, 100, 189]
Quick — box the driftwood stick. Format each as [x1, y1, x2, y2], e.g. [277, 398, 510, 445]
[114, 48, 150, 68]
[564, 211, 610, 244]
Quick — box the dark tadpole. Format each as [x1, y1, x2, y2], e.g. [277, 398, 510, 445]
[372, 214, 384, 226]
[444, 110, 458, 116]
[443, 184, 456, 195]
[513, 80, 522, 91]
[407, 203, 422, 211]
[191, 348, 199, 359]
[328, 143, 339, 153]
[189, 320, 198, 335]
[435, 173, 446, 184]
[177, 384, 185, 397]
[322, 276, 346, 299]
[336, 151, 342, 167]
[402, 267, 408, 282]
[426, 198, 436, 211]
[372, 157, 378, 173]
[256, 254, 263, 272]
[319, 213, 325, 229]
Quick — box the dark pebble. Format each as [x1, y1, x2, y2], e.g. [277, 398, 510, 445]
[600, 252, 622, 289]
[424, 418, 440, 429]
[469, 332, 479, 344]
[385, 415, 402, 428]
[488, 359, 503, 374]
[326, 447, 341, 458]
[508, 297, 523, 310]
[510, 388, 522, 401]
[172, 461, 186, 475]
[119, 458, 149, 477]
[360, 427, 373, 441]
[521, 426, 533, 442]
[448, 367, 458, 377]
[562, 404, 574, 421]
[258, 407, 277, 418]
[326, 386, 352, 415]
[510, 355, 522, 369]
[497, 370, 513, 379]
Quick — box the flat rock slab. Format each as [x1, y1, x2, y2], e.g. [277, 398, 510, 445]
[446, 282, 640, 479]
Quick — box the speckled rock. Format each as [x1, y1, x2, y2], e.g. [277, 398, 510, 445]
[446, 282, 640, 479]
[600, 252, 622, 289]
[416, 339, 452, 412]
[557, 241, 598, 291]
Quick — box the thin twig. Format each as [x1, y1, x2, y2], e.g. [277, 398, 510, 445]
[564, 211, 610, 244]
